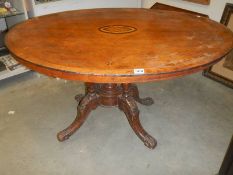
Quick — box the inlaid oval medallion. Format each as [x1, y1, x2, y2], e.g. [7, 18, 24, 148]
[99, 25, 137, 34]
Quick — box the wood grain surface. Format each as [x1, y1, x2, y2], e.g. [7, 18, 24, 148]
[5, 9, 233, 83]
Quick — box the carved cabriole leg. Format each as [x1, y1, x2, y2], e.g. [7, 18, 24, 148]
[129, 84, 154, 106]
[118, 84, 157, 149]
[57, 83, 99, 141]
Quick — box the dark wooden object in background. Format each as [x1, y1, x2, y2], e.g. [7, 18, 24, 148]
[5, 9, 233, 149]
[219, 136, 233, 175]
[183, 0, 210, 5]
[151, 2, 208, 17]
[203, 3, 233, 88]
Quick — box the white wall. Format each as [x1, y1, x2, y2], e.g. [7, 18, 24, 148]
[142, 0, 233, 22]
[26, 0, 142, 17]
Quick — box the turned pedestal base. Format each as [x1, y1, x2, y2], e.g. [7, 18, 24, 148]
[57, 83, 157, 149]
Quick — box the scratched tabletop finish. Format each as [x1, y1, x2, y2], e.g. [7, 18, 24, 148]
[5, 9, 233, 83]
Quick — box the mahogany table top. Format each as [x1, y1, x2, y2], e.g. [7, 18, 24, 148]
[5, 9, 233, 83]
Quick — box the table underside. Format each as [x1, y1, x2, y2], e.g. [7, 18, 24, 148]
[57, 83, 157, 149]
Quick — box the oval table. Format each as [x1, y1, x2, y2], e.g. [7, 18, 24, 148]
[5, 9, 233, 149]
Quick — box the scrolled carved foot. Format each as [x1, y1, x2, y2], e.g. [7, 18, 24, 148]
[137, 97, 154, 106]
[129, 84, 154, 106]
[57, 130, 72, 142]
[142, 134, 157, 149]
[118, 95, 157, 149]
